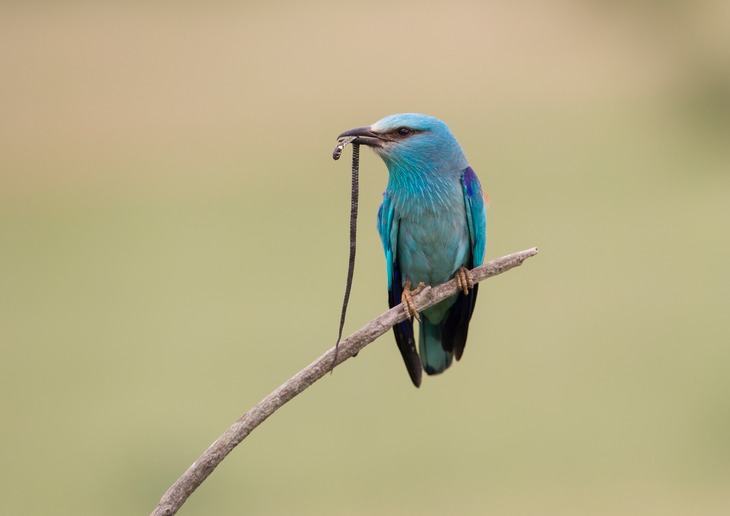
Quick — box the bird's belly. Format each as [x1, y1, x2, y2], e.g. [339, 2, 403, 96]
[397, 208, 470, 288]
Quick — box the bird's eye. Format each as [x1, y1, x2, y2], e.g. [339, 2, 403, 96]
[397, 127, 412, 136]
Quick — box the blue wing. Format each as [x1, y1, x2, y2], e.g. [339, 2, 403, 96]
[376, 194, 397, 291]
[441, 167, 488, 362]
[462, 166, 487, 267]
[378, 194, 422, 387]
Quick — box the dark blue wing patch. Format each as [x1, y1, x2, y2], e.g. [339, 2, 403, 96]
[388, 261, 423, 387]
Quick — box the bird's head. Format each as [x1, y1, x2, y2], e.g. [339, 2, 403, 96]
[337, 113, 468, 175]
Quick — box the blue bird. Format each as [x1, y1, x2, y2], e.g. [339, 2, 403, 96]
[338, 114, 487, 387]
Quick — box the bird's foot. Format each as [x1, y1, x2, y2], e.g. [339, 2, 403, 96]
[454, 266, 474, 295]
[401, 278, 426, 322]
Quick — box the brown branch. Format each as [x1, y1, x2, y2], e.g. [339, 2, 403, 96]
[150, 247, 538, 516]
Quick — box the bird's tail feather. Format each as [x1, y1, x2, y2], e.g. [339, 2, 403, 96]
[419, 320, 453, 375]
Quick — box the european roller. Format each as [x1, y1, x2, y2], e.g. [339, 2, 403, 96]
[338, 114, 487, 387]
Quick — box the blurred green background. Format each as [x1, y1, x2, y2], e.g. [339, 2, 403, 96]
[1, 1, 729, 515]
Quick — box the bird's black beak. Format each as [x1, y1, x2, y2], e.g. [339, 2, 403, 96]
[337, 126, 383, 147]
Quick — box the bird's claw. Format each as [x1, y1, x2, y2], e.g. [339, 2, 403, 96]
[401, 279, 425, 321]
[455, 266, 474, 295]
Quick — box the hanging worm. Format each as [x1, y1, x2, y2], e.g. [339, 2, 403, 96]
[331, 136, 360, 372]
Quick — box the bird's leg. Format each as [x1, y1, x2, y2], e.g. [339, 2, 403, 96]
[401, 278, 426, 322]
[454, 266, 475, 296]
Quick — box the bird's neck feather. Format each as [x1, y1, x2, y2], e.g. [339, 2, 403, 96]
[384, 154, 467, 212]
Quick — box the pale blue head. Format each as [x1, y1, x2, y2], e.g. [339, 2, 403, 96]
[338, 113, 469, 177]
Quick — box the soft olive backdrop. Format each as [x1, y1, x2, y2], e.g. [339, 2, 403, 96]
[1, 2, 728, 515]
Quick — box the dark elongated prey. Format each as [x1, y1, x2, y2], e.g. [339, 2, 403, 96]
[333, 135, 356, 160]
[331, 136, 359, 372]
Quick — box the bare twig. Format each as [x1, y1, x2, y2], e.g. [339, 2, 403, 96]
[151, 247, 538, 516]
